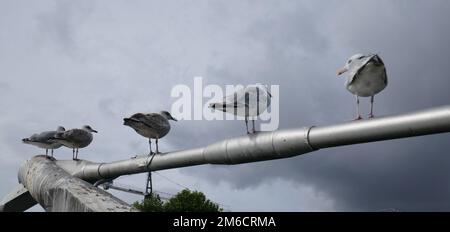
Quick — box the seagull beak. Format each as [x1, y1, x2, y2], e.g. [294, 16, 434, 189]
[337, 68, 348, 76]
[92, 130, 98, 133]
[171, 117, 178, 122]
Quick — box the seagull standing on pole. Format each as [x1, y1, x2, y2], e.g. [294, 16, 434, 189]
[337, 53, 388, 119]
[123, 111, 177, 198]
[123, 111, 177, 155]
[209, 83, 272, 134]
[50, 125, 97, 160]
[22, 126, 66, 157]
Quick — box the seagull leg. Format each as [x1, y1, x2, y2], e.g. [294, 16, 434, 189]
[72, 149, 75, 160]
[45, 149, 48, 157]
[245, 116, 249, 134]
[354, 95, 362, 120]
[76, 148, 79, 160]
[51, 149, 54, 157]
[369, 95, 375, 118]
[148, 139, 153, 155]
[252, 119, 256, 134]
[156, 138, 159, 154]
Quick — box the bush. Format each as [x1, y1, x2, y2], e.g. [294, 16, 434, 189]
[132, 193, 164, 212]
[133, 189, 222, 212]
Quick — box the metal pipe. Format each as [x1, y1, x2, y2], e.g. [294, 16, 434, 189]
[71, 105, 450, 182]
[308, 105, 450, 148]
[4, 105, 450, 211]
[18, 156, 135, 212]
[74, 128, 314, 182]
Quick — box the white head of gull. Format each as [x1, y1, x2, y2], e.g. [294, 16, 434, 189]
[337, 53, 388, 120]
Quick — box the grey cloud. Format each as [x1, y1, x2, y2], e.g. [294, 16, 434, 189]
[180, 0, 450, 211]
[1, 0, 450, 211]
[34, 0, 95, 56]
[0, 82, 10, 92]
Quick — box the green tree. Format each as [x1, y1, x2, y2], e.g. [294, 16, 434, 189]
[164, 189, 222, 212]
[133, 189, 222, 212]
[132, 193, 164, 212]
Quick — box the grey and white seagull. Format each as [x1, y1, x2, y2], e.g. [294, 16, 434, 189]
[22, 126, 66, 157]
[123, 111, 177, 154]
[209, 83, 272, 134]
[337, 53, 388, 119]
[50, 125, 97, 160]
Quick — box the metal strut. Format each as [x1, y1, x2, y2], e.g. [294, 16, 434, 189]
[144, 148, 157, 199]
[144, 172, 153, 198]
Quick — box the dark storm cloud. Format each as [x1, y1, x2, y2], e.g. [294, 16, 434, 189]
[1, 0, 450, 211]
[181, 0, 450, 211]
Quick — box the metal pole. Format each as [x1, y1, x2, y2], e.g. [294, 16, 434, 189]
[3, 105, 450, 212]
[69, 105, 450, 182]
[18, 156, 135, 212]
[308, 105, 450, 148]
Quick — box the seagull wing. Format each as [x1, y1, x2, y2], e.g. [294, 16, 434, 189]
[372, 55, 388, 86]
[29, 131, 58, 144]
[55, 129, 89, 143]
[223, 86, 247, 105]
[139, 113, 168, 130]
[348, 54, 377, 84]
[211, 86, 248, 110]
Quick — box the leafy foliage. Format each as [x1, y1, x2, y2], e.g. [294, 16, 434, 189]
[132, 193, 164, 212]
[133, 189, 222, 212]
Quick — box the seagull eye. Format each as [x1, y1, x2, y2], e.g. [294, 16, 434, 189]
[347, 60, 352, 64]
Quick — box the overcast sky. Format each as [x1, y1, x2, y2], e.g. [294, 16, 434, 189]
[1, 0, 450, 212]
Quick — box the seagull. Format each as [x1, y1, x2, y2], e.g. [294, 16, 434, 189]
[209, 83, 272, 134]
[50, 125, 97, 160]
[22, 126, 66, 157]
[123, 111, 177, 154]
[337, 53, 388, 119]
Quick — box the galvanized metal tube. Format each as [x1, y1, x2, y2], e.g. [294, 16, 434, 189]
[9, 105, 450, 212]
[77, 128, 313, 181]
[87, 147, 206, 180]
[308, 105, 450, 148]
[71, 105, 450, 182]
[18, 156, 135, 212]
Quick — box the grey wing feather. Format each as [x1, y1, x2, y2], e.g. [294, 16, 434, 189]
[222, 87, 249, 108]
[213, 85, 268, 110]
[57, 129, 89, 143]
[377, 56, 388, 85]
[348, 55, 376, 84]
[223, 87, 246, 103]
[30, 131, 57, 143]
[140, 114, 168, 130]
